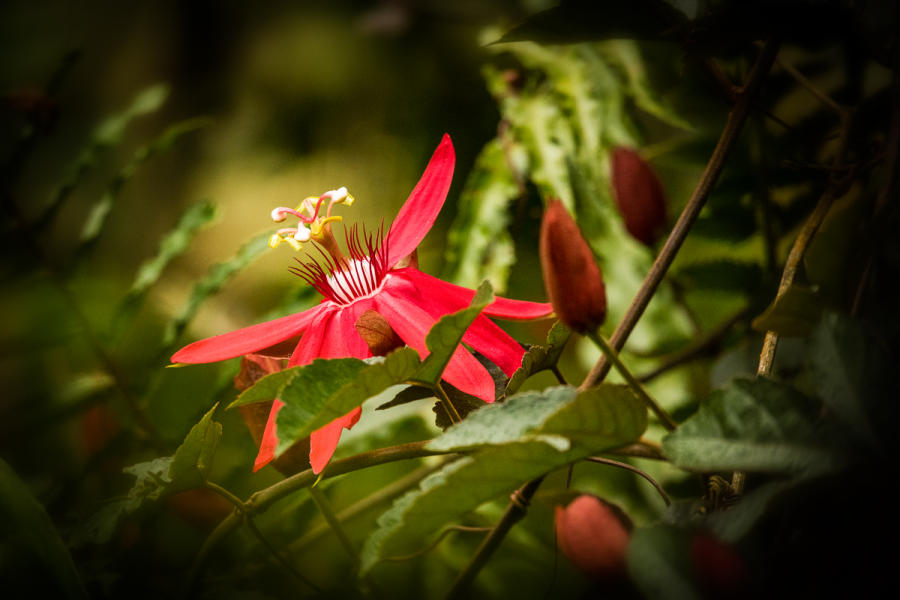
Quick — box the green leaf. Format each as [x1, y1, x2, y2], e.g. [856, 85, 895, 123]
[809, 312, 887, 445]
[360, 384, 647, 573]
[411, 280, 494, 386]
[168, 403, 223, 491]
[0, 459, 88, 599]
[506, 321, 571, 396]
[662, 377, 842, 476]
[432, 385, 489, 431]
[442, 138, 519, 293]
[627, 524, 702, 600]
[162, 230, 272, 349]
[803, 184, 865, 301]
[229, 349, 422, 458]
[751, 285, 826, 336]
[72, 406, 222, 545]
[94, 84, 169, 145]
[78, 117, 211, 248]
[112, 200, 218, 335]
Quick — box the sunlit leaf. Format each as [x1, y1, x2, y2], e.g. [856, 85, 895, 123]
[662, 377, 843, 476]
[229, 349, 421, 457]
[360, 384, 646, 573]
[506, 321, 571, 396]
[412, 280, 494, 386]
[168, 403, 223, 491]
[0, 459, 88, 599]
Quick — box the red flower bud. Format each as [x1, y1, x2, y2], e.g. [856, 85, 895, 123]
[540, 199, 607, 333]
[690, 532, 750, 598]
[610, 147, 667, 245]
[554, 494, 633, 581]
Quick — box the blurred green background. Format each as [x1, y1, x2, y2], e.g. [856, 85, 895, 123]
[3, 0, 896, 598]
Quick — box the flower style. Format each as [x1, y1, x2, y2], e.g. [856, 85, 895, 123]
[171, 134, 552, 473]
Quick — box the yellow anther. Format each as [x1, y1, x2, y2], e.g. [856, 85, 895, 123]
[269, 233, 303, 251]
[310, 215, 342, 238]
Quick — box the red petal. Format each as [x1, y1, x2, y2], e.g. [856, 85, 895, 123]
[309, 406, 362, 473]
[374, 288, 496, 403]
[171, 304, 325, 364]
[385, 134, 455, 267]
[253, 399, 284, 472]
[387, 273, 525, 377]
[400, 268, 554, 321]
[258, 305, 371, 474]
[462, 315, 526, 377]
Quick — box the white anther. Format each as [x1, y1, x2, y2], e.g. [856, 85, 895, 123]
[271, 208, 288, 223]
[327, 186, 349, 203]
[293, 225, 311, 242]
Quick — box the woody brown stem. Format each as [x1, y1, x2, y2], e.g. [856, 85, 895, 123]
[580, 39, 780, 389]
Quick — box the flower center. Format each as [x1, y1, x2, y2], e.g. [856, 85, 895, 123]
[268, 187, 353, 251]
[272, 189, 389, 305]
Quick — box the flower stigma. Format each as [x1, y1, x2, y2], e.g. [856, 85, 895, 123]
[270, 188, 389, 306]
[268, 186, 354, 251]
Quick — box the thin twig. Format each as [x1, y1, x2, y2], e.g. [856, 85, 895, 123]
[587, 331, 677, 431]
[585, 457, 671, 506]
[383, 526, 493, 563]
[308, 486, 361, 571]
[289, 462, 445, 555]
[637, 307, 750, 383]
[580, 39, 780, 389]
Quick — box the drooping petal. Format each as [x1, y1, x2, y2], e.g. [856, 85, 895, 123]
[461, 315, 526, 377]
[398, 268, 554, 321]
[385, 134, 455, 267]
[171, 304, 326, 364]
[374, 286, 496, 403]
[254, 308, 335, 471]
[254, 399, 284, 471]
[256, 304, 373, 473]
[385, 272, 526, 377]
[309, 407, 362, 473]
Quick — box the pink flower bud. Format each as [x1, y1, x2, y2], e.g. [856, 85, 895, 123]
[554, 494, 633, 581]
[610, 147, 667, 245]
[540, 199, 607, 333]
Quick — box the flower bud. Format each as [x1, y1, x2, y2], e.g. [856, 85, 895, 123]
[554, 494, 633, 581]
[610, 147, 667, 245]
[539, 199, 607, 333]
[690, 532, 750, 598]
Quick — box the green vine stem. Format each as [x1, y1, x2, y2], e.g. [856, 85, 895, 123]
[733, 109, 856, 495]
[580, 39, 780, 389]
[585, 456, 671, 506]
[445, 476, 545, 599]
[448, 39, 781, 598]
[586, 330, 677, 432]
[186, 441, 440, 594]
